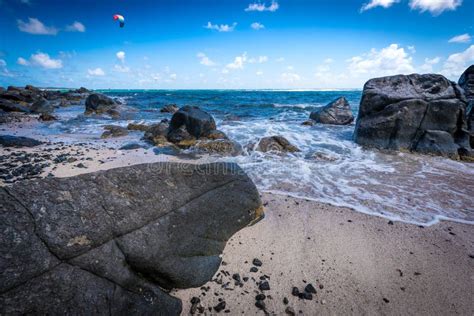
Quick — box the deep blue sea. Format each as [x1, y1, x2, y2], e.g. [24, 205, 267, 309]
[33, 90, 474, 225]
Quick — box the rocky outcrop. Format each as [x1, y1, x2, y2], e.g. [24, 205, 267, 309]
[170, 106, 216, 138]
[0, 162, 263, 315]
[310, 97, 354, 125]
[194, 139, 242, 156]
[459, 65, 474, 148]
[30, 98, 54, 114]
[127, 122, 151, 132]
[0, 135, 43, 147]
[354, 74, 472, 160]
[101, 125, 129, 138]
[160, 104, 179, 113]
[85, 93, 118, 116]
[256, 136, 300, 153]
[143, 120, 171, 146]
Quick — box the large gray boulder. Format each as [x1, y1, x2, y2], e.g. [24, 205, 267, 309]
[85, 93, 118, 116]
[459, 65, 474, 148]
[310, 97, 354, 125]
[0, 162, 263, 315]
[169, 106, 216, 138]
[354, 74, 472, 160]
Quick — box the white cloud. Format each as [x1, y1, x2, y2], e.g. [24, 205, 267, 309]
[361, 0, 399, 12]
[442, 45, 474, 76]
[251, 22, 265, 30]
[0, 59, 6, 67]
[88, 68, 105, 76]
[204, 22, 237, 32]
[275, 57, 285, 62]
[280, 72, 301, 83]
[448, 33, 471, 43]
[420, 56, 441, 72]
[66, 21, 86, 32]
[245, 1, 279, 12]
[347, 44, 414, 76]
[0, 59, 14, 78]
[409, 0, 462, 15]
[256, 70, 263, 76]
[197, 52, 216, 66]
[17, 52, 62, 69]
[17, 57, 29, 66]
[169, 73, 177, 80]
[226, 53, 248, 70]
[248, 56, 268, 64]
[114, 64, 130, 73]
[17, 17, 58, 35]
[116, 51, 126, 63]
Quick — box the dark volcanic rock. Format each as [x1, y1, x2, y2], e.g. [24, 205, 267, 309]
[120, 143, 148, 150]
[310, 97, 354, 125]
[354, 74, 472, 160]
[100, 125, 129, 138]
[167, 126, 197, 148]
[194, 139, 242, 156]
[144, 121, 171, 146]
[459, 65, 474, 148]
[0, 162, 263, 314]
[0, 99, 30, 113]
[30, 98, 54, 114]
[161, 104, 179, 113]
[0, 135, 43, 147]
[128, 122, 151, 132]
[85, 93, 117, 116]
[256, 136, 300, 153]
[170, 106, 216, 138]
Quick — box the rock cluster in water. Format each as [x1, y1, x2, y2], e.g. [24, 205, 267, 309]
[0, 162, 263, 315]
[354, 73, 473, 160]
[309, 97, 354, 125]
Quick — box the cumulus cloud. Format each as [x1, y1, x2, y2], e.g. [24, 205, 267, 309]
[66, 21, 86, 32]
[88, 68, 105, 76]
[420, 56, 441, 72]
[347, 44, 414, 76]
[251, 22, 265, 30]
[17, 17, 58, 35]
[226, 53, 248, 70]
[116, 51, 126, 63]
[204, 22, 237, 32]
[409, 0, 462, 15]
[448, 33, 471, 43]
[17, 52, 62, 69]
[0, 59, 14, 77]
[442, 45, 474, 76]
[256, 70, 263, 76]
[245, 1, 279, 12]
[361, 0, 399, 12]
[197, 52, 216, 66]
[17, 57, 29, 66]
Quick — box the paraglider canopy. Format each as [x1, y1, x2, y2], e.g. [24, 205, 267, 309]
[113, 14, 125, 28]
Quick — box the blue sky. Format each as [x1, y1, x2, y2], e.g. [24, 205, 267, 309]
[0, 0, 473, 89]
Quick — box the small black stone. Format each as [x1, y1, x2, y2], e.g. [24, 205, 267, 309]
[259, 281, 270, 291]
[232, 273, 241, 282]
[255, 294, 266, 301]
[190, 297, 200, 304]
[304, 283, 317, 294]
[253, 258, 263, 267]
[388, 220, 394, 225]
[383, 298, 390, 303]
[214, 301, 226, 313]
[250, 267, 258, 273]
[283, 297, 289, 305]
[291, 287, 300, 296]
[255, 300, 266, 310]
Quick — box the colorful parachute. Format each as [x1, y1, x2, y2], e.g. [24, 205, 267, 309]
[113, 14, 125, 28]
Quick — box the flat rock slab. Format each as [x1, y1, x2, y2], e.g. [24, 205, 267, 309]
[0, 162, 263, 315]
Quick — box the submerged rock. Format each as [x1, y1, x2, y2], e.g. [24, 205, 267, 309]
[0, 135, 43, 147]
[170, 106, 216, 138]
[354, 74, 472, 160]
[0, 162, 263, 314]
[127, 122, 151, 132]
[256, 136, 300, 153]
[310, 97, 354, 125]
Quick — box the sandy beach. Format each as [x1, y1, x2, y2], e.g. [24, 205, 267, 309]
[174, 192, 474, 315]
